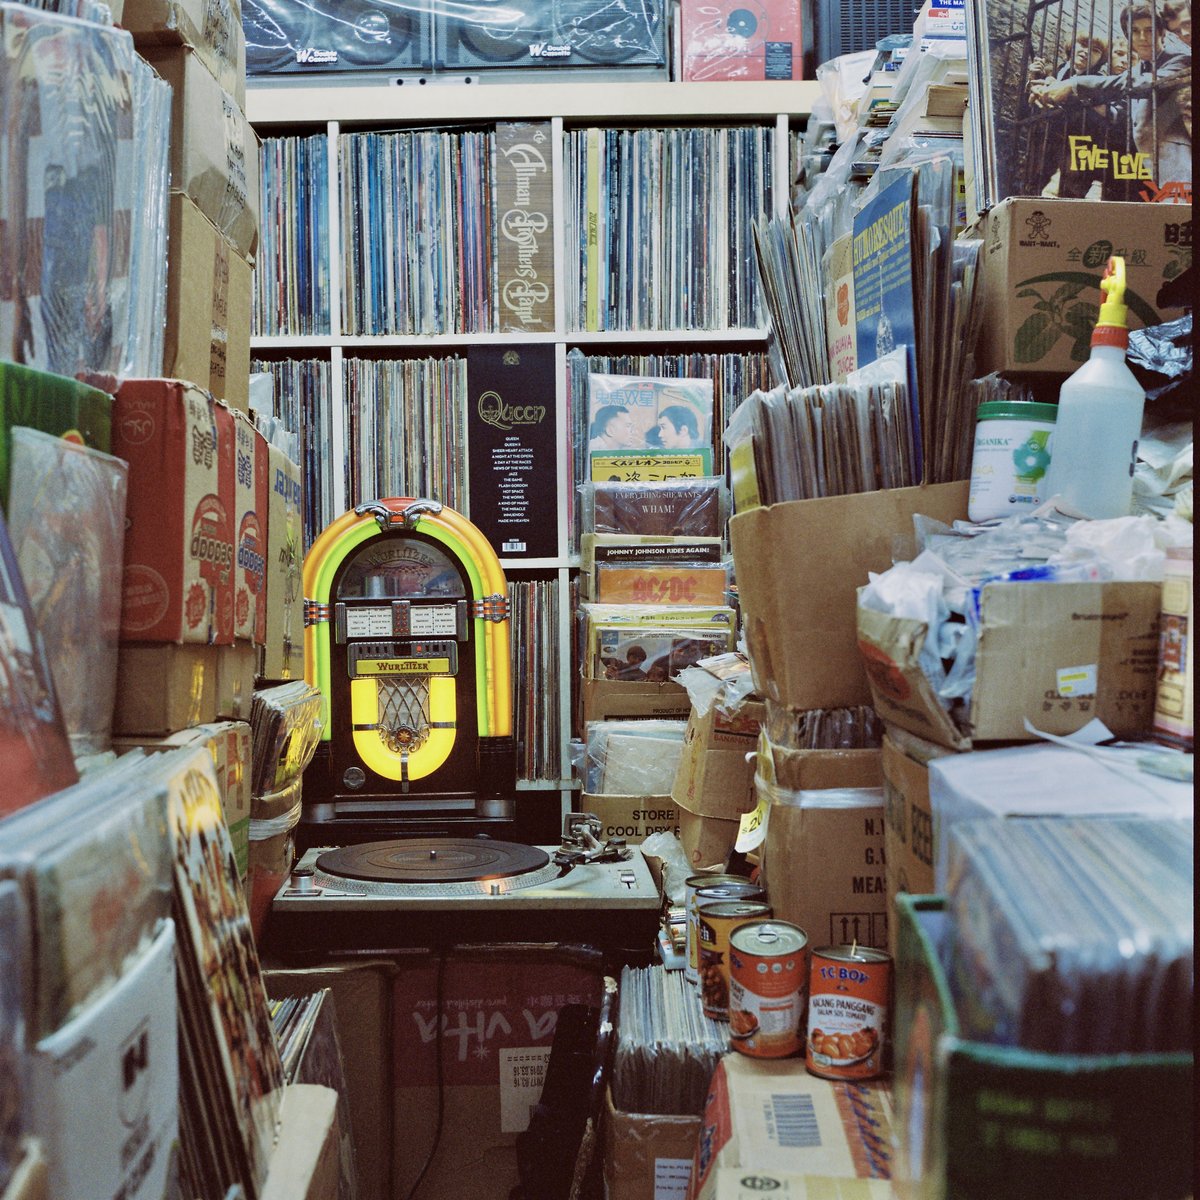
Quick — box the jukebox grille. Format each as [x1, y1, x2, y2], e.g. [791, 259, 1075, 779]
[377, 675, 433, 753]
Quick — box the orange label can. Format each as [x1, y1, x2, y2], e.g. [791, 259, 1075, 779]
[686, 878, 766, 987]
[728, 920, 809, 1058]
[806, 944, 891, 1080]
[698, 900, 772, 1020]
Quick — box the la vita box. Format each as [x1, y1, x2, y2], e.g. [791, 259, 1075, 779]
[729, 482, 969, 711]
[857, 580, 1161, 750]
[113, 378, 236, 644]
[971, 198, 1192, 376]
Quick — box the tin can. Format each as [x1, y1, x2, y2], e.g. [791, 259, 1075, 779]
[698, 899, 772, 1020]
[685, 876, 765, 986]
[728, 920, 809, 1058]
[805, 944, 891, 1080]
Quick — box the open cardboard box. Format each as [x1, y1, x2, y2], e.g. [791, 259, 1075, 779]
[730, 482, 969, 710]
[857, 580, 1161, 750]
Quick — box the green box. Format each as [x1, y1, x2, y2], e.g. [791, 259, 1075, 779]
[0, 361, 112, 511]
[892, 894, 1193, 1200]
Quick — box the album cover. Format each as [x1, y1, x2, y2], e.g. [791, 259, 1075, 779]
[586, 477, 728, 537]
[595, 626, 733, 682]
[0, 506, 78, 818]
[680, 0, 803, 81]
[968, 0, 1192, 205]
[595, 562, 729, 606]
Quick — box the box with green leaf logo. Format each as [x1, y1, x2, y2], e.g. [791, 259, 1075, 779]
[971, 198, 1191, 376]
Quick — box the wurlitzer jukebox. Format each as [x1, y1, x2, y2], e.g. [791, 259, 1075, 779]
[300, 497, 519, 846]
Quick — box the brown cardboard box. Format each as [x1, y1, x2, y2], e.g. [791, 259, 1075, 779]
[971, 198, 1193, 376]
[262, 442, 304, 680]
[217, 639, 257, 721]
[857, 581, 1161, 750]
[122, 0, 246, 107]
[713, 1170, 893, 1198]
[758, 743, 888, 950]
[685, 1055, 895, 1200]
[231, 410, 268, 644]
[580, 676, 691, 726]
[164, 193, 252, 412]
[582, 793, 679, 844]
[142, 44, 260, 260]
[881, 728, 955, 919]
[671, 700, 762, 817]
[112, 642, 219, 735]
[678, 806, 741, 870]
[5, 1139, 48, 1200]
[264, 962, 394, 1200]
[261, 1085, 340, 1200]
[113, 378, 236, 644]
[729, 482, 969, 710]
[391, 953, 603, 1200]
[603, 1088, 699, 1200]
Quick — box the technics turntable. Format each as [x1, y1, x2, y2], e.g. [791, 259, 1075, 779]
[269, 814, 661, 960]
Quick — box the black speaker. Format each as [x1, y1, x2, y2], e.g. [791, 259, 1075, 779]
[244, 0, 432, 75]
[434, 0, 666, 71]
[813, 0, 916, 66]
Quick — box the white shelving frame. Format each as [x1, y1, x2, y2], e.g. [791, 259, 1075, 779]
[246, 78, 819, 816]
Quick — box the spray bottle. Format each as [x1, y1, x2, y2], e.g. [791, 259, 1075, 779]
[1043, 256, 1145, 519]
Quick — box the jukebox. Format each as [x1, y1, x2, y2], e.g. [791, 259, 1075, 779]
[300, 497, 518, 846]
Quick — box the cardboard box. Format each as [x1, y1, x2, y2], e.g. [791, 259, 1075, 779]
[678, 806, 741, 870]
[262, 441, 304, 681]
[582, 793, 679, 844]
[142, 44, 259, 260]
[580, 676, 691, 726]
[115, 720, 252, 879]
[671, 700, 763, 816]
[729, 482, 969, 710]
[758, 744, 888, 950]
[262, 1085, 340, 1200]
[972, 198, 1193, 376]
[882, 728, 956, 917]
[391, 952, 603, 1200]
[0, 361, 112, 512]
[713, 1169, 893, 1198]
[164, 193, 252, 412]
[231, 410, 269, 644]
[121, 0, 246, 108]
[686, 1054, 894, 1200]
[113, 642, 220, 735]
[857, 580, 1161, 750]
[27, 921, 177, 1200]
[113, 378, 236, 644]
[248, 777, 301, 942]
[265, 962, 395, 1200]
[892, 895, 1193, 1200]
[926, 740, 1193, 888]
[603, 1087, 700, 1200]
[218, 639, 257, 721]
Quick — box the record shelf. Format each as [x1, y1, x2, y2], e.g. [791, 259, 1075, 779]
[246, 78, 820, 817]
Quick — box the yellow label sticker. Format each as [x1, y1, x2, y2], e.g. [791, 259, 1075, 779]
[357, 658, 451, 676]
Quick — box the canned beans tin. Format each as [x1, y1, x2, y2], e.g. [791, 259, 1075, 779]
[805, 944, 891, 1080]
[728, 921, 809, 1058]
[686, 878, 766, 987]
[698, 899, 772, 1020]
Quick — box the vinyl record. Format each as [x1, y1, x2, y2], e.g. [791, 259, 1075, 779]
[243, 0, 313, 73]
[451, 0, 536, 62]
[327, 0, 414, 66]
[726, 6, 759, 38]
[553, 0, 662, 64]
[316, 838, 552, 883]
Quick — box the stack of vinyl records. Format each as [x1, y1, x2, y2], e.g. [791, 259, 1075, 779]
[250, 681, 324, 797]
[508, 577, 563, 782]
[6, 427, 128, 758]
[945, 816, 1194, 1054]
[0, 881, 29, 1195]
[612, 963, 728, 1116]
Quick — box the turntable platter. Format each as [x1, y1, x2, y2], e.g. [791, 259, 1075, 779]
[315, 838, 552, 885]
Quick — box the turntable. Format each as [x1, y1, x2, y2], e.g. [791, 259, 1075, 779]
[269, 814, 662, 961]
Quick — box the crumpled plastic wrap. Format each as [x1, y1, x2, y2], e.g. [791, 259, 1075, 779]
[582, 719, 686, 795]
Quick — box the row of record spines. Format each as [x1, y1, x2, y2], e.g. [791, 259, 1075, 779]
[564, 348, 772, 547]
[508, 578, 563, 782]
[564, 125, 776, 333]
[253, 123, 777, 338]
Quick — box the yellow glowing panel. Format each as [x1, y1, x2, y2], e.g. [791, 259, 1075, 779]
[349, 676, 457, 781]
[356, 658, 452, 676]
